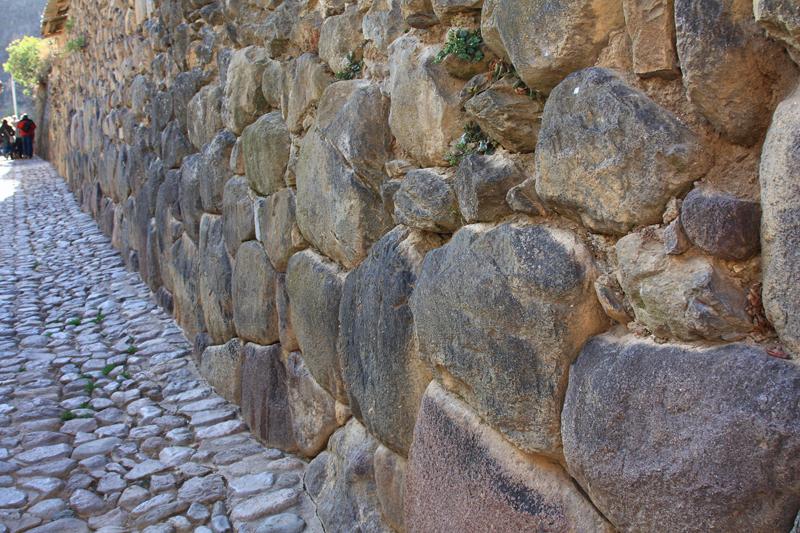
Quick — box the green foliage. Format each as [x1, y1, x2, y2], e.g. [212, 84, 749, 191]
[92, 311, 106, 324]
[335, 52, 362, 81]
[65, 18, 76, 33]
[18, 365, 25, 372]
[101, 363, 117, 376]
[444, 123, 497, 167]
[66, 318, 81, 327]
[60, 410, 76, 422]
[434, 28, 484, 64]
[3, 36, 45, 95]
[65, 35, 86, 54]
[79, 401, 91, 409]
[84, 379, 96, 395]
[121, 371, 132, 380]
[126, 345, 138, 355]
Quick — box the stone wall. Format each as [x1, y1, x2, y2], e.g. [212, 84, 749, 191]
[40, 0, 800, 531]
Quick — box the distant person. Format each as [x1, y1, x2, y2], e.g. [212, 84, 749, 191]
[0, 120, 13, 159]
[16, 115, 36, 159]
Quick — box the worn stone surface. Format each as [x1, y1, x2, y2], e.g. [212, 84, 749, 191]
[305, 420, 389, 532]
[761, 86, 800, 355]
[388, 34, 464, 166]
[535, 67, 708, 234]
[340, 227, 439, 454]
[616, 228, 752, 341]
[242, 112, 291, 197]
[563, 334, 800, 532]
[675, 0, 798, 145]
[199, 130, 237, 215]
[286, 54, 334, 134]
[223, 46, 271, 135]
[285, 352, 340, 458]
[623, 0, 679, 78]
[393, 168, 461, 233]
[484, 0, 624, 93]
[286, 250, 348, 403]
[198, 214, 235, 344]
[200, 339, 245, 404]
[464, 77, 545, 153]
[373, 445, 405, 532]
[241, 344, 296, 451]
[407, 382, 613, 532]
[456, 153, 526, 223]
[187, 84, 224, 150]
[222, 176, 257, 258]
[232, 241, 279, 346]
[755, 0, 800, 60]
[679, 188, 761, 261]
[257, 189, 308, 273]
[411, 222, 607, 456]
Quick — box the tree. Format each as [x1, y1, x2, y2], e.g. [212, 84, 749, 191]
[3, 36, 45, 96]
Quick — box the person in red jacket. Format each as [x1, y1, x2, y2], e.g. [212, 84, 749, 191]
[16, 115, 36, 159]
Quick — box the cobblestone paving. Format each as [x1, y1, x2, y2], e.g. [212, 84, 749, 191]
[0, 160, 321, 532]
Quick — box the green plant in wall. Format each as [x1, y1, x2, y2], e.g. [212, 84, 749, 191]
[65, 18, 76, 33]
[335, 52, 363, 80]
[444, 122, 497, 167]
[3, 36, 46, 96]
[66, 35, 87, 54]
[434, 28, 484, 64]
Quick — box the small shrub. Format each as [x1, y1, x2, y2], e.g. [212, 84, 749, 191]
[66, 318, 81, 327]
[84, 380, 96, 395]
[18, 365, 25, 372]
[444, 122, 497, 167]
[335, 52, 362, 81]
[79, 401, 91, 410]
[92, 311, 105, 324]
[101, 363, 117, 376]
[65, 18, 76, 33]
[126, 345, 138, 355]
[434, 28, 484, 64]
[66, 35, 87, 54]
[60, 410, 76, 422]
[121, 371, 132, 380]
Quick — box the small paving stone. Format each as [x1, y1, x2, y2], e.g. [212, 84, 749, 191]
[0, 487, 28, 508]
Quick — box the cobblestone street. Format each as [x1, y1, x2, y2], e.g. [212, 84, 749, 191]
[0, 160, 320, 532]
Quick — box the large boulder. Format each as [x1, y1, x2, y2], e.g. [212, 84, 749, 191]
[199, 130, 237, 214]
[187, 84, 223, 150]
[455, 153, 526, 223]
[373, 445, 406, 532]
[221, 176, 256, 258]
[161, 121, 193, 170]
[406, 382, 614, 532]
[362, 0, 406, 54]
[761, 86, 800, 355]
[286, 54, 334, 134]
[680, 187, 761, 261]
[410, 222, 607, 457]
[198, 214, 235, 344]
[285, 351, 341, 458]
[482, 0, 624, 93]
[222, 46, 270, 135]
[339, 227, 440, 455]
[256, 188, 308, 273]
[295, 81, 393, 269]
[286, 250, 348, 403]
[616, 229, 752, 341]
[393, 168, 462, 233]
[242, 112, 291, 197]
[388, 34, 464, 166]
[241, 344, 297, 451]
[675, 0, 798, 146]
[232, 241, 279, 346]
[305, 419, 391, 532]
[178, 154, 204, 243]
[535, 67, 708, 235]
[169, 233, 205, 339]
[200, 339, 245, 404]
[622, 0, 680, 78]
[562, 334, 800, 532]
[319, 5, 365, 73]
[464, 77, 545, 153]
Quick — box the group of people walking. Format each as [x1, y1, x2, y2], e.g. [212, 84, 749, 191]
[0, 115, 36, 160]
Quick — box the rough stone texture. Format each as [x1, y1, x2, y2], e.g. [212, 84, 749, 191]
[285, 352, 340, 458]
[616, 229, 752, 341]
[232, 241, 279, 346]
[407, 382, 613, 532]
[222, 176, 257, 258]
[286, 54, 334, 134]
[257, 188, 308, 273]
[222, 46, 270, 135]
[339, 227, 440, 454]
[178, 154, 204, 243]
[483, 0, 624, 93]
[242, 112, 291, 197]
[755, 0, 800, 61]
[241, 344, 297, 451]
[623, 0, 679, 78]
[464, 77, 545, 153]
[276, 274, 300, 352]
[388, 34, 464, 166]
[201, 338, 246, 404]
[679, 188, 761, 261]
[410, 222, 607, 456]
[199, 130, 237, 215]
[675, 0, 798, 146]
[198, 214, 235, 344]
[373, 445, 406, 532]
[535, 67, 708, 235]
[295, 81, 393, 269]
[455, 153, 526, 223]
[562, 334, 800, 532]
[319, 6, 365, 73]
[760, 86, 800, 355]
[305, 419, 390, 532]
[187, 84, 223, 150]
[393, 168, 462, 233]
[286, 250, 348, 403]
[400, 0, 438, 28]
[169, 233, 206, 340]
